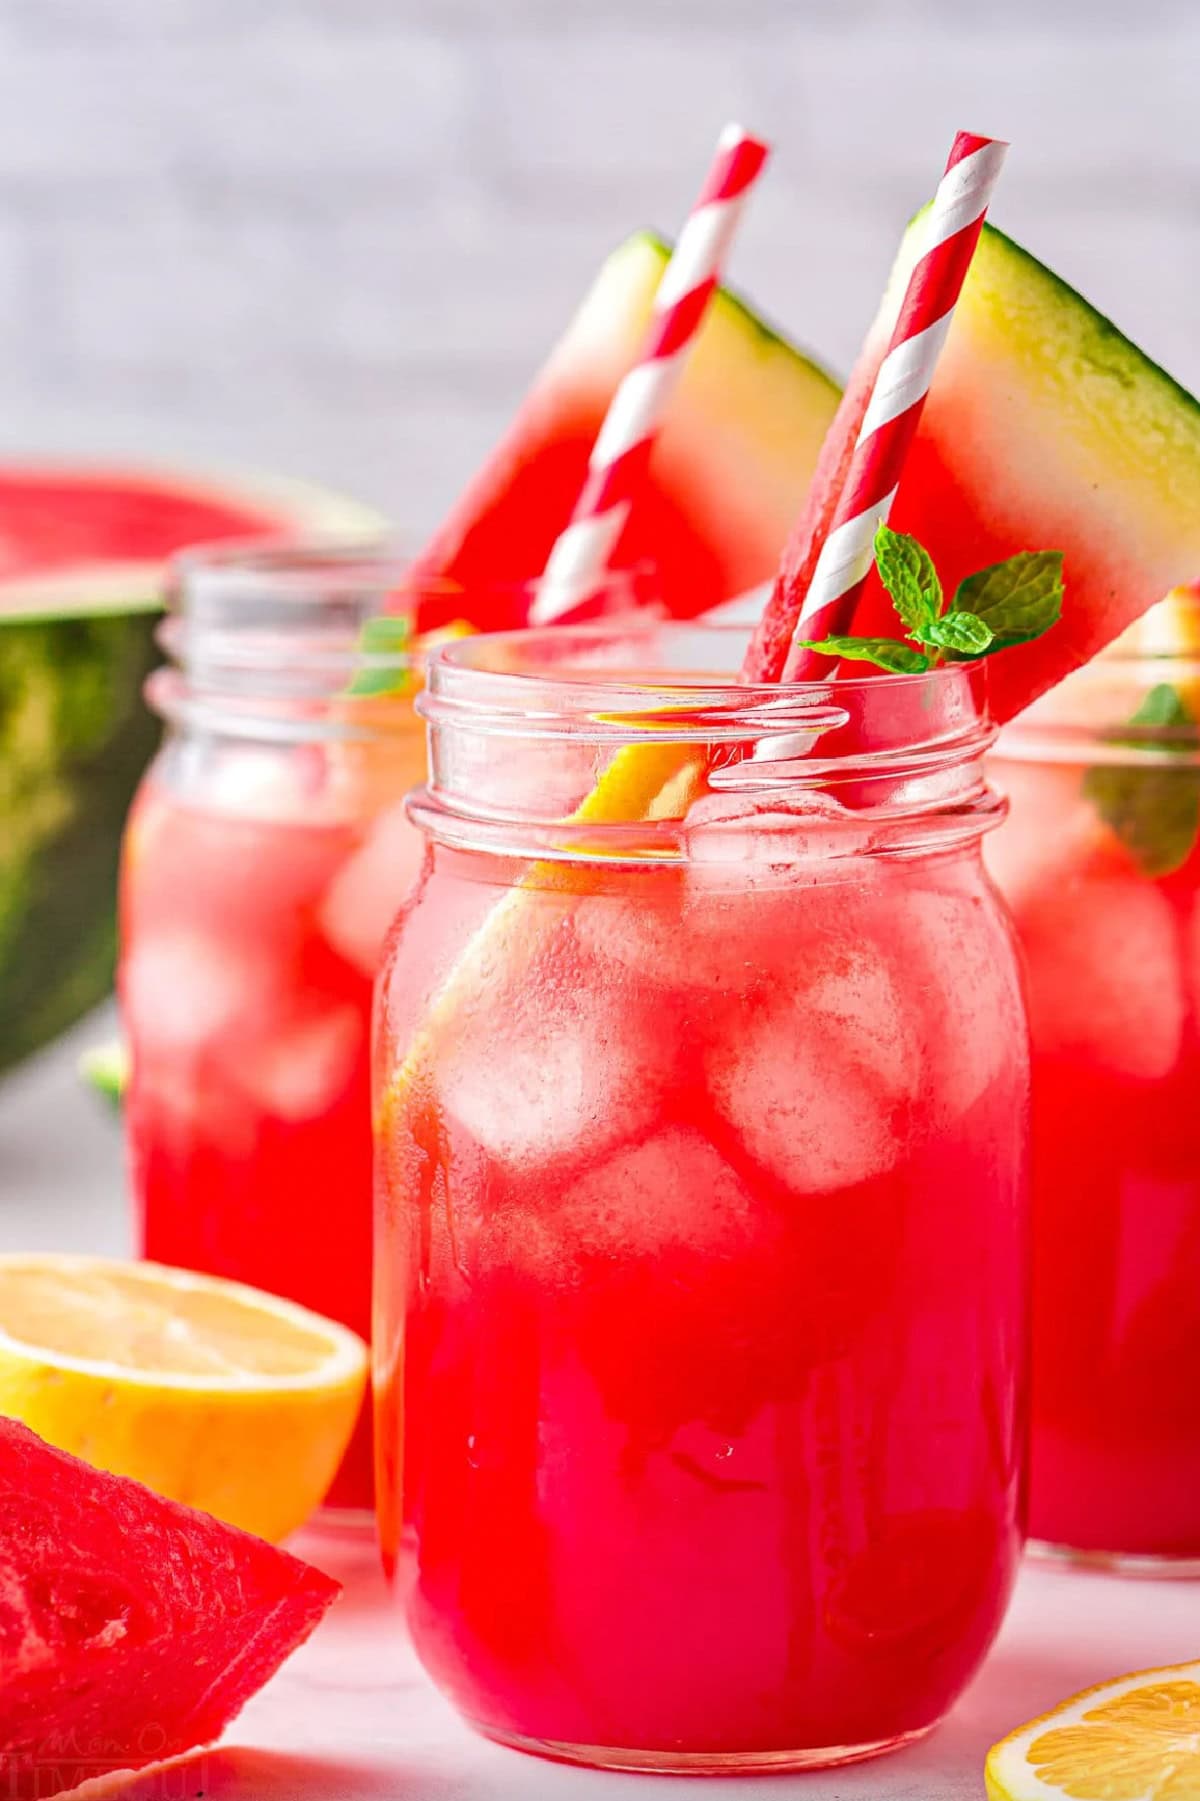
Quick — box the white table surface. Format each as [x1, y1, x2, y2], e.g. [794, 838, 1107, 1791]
[114, 1531, 1199, 1801]
[3, 1014, 1198, 1801]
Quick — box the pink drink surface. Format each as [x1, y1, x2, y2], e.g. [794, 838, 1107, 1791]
[376, 841, 1029, 1759]
[988, 756, 1200, 1558]
[121, 751, 425, 1511]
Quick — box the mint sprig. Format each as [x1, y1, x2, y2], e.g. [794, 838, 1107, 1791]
[800, 635, 931, 674]
[1083, 682, 1200, 877]
[952, 551, 1064, 650]
[798, 523, 1063, 674]
[874, 526, 942, 634]
[924, 609, 995, 655]
[346, 614, 413, 697]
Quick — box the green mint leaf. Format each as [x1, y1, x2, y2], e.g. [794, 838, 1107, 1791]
[951, 551, 1064, 651]
[346, 614, 413, 697]
[922, 609, 995, 655]
[1082, 682, 1200, 877]
[797, 636, 931, 674]
[1127, 683, 1193, 733]
[873, 522, 943, 635]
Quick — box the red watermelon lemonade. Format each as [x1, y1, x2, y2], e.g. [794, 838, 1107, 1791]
[987, 593, 1200, 1567]
[374, 624, 1030, 1772]
[738, 172, 1200, 1572]
[120, 546, 429, 1515]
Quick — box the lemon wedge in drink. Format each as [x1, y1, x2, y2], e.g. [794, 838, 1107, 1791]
[0, 1254, 367, 1542]
[375, 730, 703, 1145]
[986, 1660, 1200, 1800]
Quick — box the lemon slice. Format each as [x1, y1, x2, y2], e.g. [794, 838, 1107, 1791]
[986, 1660, 1200, 1800]
[0, 1254, 367, 1543]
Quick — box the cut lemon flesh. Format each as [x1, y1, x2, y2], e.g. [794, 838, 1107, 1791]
[0, 1254, 367, 1542]
[986, 1659, 1200, 1800]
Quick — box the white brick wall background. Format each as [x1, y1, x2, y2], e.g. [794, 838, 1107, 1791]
[0, 0, 1196, 533]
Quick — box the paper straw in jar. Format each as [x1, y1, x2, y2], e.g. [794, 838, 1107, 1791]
[529, 123, 770, 626]
[779, 130, 1008, 680]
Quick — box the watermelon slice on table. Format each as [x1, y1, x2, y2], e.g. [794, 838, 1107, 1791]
[748, 223, 1200, 720]
[416, 230, 842, 626]
[0, 1416, 338, 1800]
[0, 462, 382, 1074]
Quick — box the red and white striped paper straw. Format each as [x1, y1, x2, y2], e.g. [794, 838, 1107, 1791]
[782, 130, 1008, 680]
[530, 123, 770, 625]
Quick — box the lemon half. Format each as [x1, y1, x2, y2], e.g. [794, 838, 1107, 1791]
[0, 1253, 367, 1543]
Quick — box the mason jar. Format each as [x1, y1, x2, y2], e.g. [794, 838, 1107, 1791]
[374, 620, 1031, 1773]
[119, 543, 428, 1516]
[988, 590, 1200, 1571]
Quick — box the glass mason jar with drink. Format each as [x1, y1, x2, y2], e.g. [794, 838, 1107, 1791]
[374, 621, 1031, 1774]
[988, 589, 1200, 1571]
[119, 544, 429, 1514]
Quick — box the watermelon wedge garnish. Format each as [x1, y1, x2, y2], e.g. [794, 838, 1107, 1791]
[0, 461, 383, 1075]
[0, 1416, 338, 1799]
[416, 231, 841, 625]
[748, 223, 1200, 719]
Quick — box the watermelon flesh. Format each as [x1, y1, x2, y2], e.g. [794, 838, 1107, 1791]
[0, 1417, 338, 1799]
[0, 463, 382, 617]
[415, 231, 841, 627]
[0, 473, 277, 593]
[747, 224, 1200, 721]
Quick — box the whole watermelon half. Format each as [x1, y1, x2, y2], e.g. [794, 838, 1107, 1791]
[0, 464, 383, 1075]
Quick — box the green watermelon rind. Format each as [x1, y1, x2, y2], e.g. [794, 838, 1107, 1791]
[937, 220, 1200, 433]
[0, 610, 161, 1076]
[755, 216, 1200, 710]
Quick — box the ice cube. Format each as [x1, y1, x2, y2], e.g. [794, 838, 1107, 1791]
[318, 801, 427, 977]
[985, 759, 1111, 909]
[555, 1127, 757, 1265]
[468, 1128, 761, 1290]
[811, 948, 922, 1096]
[683, 795, 894, 995]
[889, 881, 1026, 1120]
[234, 1004, 365, 1122]
[126, 787, 356, 949]
[436, 933, 673, 1175]
[683, 787, 871, 866]
[573, 874, 742, 996]
[576, 859, 862, 1002]
[121, 931, 277, 1056]
[705, 948, 917, 1194]
[189, 743, 324, 823]
[1017, 870, 1183, 1082]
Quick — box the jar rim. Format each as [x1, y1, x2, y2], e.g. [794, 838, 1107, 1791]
[163, 543, 660, 683]
[170, 535, 443, 616]
[168, 538, 659, 625]
[420, 620, 993, 752]
[414, 621, 1002, 862]
[149, 548, 663, 742]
